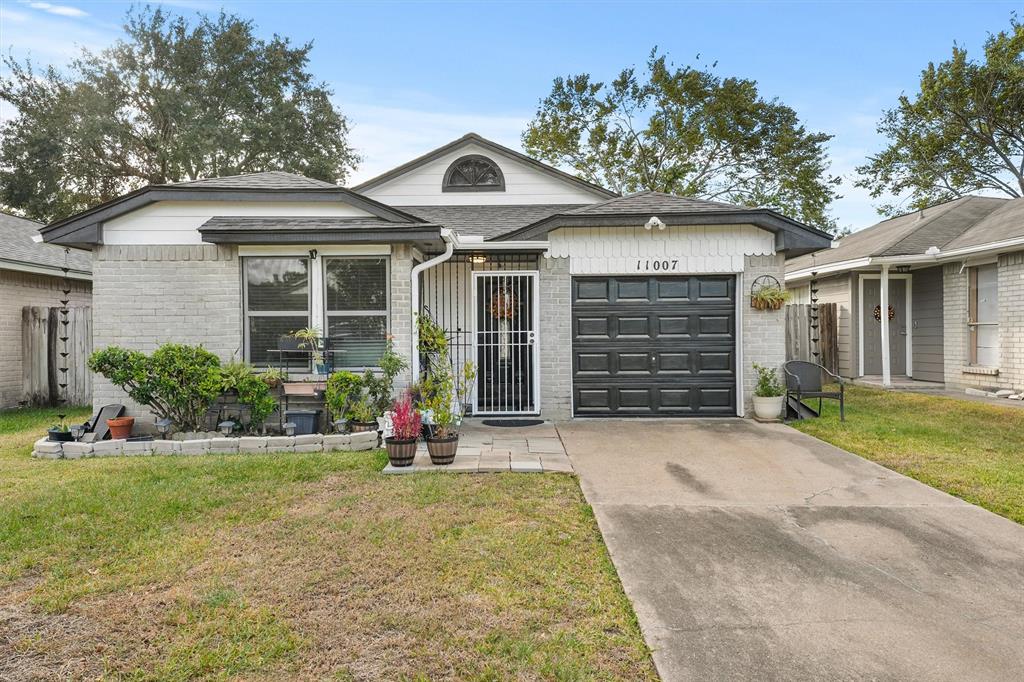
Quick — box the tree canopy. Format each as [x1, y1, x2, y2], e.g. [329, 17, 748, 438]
[0, 7, 358, 222]
[857, 16, 1024, 215]
[523, 50, 840, 230]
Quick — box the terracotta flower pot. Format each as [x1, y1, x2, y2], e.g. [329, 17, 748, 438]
[107, 416, 135, 440]
[384, 437, 417, 467]
[426, 435, 458, 465]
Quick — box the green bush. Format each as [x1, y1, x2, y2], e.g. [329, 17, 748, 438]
[324, 370, 363, 423]
[219, 360, 278, 433]
[753, 363, 784, 397]
[89, 344, 223, 431]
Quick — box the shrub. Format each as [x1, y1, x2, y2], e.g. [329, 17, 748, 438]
[753, 363, 784, 397]
[89, 344, 222, 431]
[390, 391, 421, 440]
[324, 370, 363, 423]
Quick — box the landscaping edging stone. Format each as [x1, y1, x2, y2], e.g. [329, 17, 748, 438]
[31, 431, 380, 460]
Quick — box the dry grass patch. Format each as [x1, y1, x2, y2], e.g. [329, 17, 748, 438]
[0, 408, 655, 679]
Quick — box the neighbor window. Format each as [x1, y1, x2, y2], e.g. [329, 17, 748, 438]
[324, 257, 389, 367]
[968, 263, 999, 366]
[244, 257, 310, 368]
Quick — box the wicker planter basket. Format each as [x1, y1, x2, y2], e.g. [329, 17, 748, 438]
[384, 437, 418, 467]
[349, 421, 378, 433]
[426, 435, 458, 465]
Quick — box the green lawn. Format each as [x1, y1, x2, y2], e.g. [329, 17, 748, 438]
[0, 407, 655, 681]
[790, 386, 1024, 524]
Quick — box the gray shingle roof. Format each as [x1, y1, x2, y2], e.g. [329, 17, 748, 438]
[786, 196, 1009, 272]
[171, 170, 338, 190]
[944, 198, 1024, 250]
[564, 191, 749, 216]
[401, 204, 586, 239]
[0, 211, 91, 274]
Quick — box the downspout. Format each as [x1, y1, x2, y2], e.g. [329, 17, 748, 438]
[410, 228, 455, 381]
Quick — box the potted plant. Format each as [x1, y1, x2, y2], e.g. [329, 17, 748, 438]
[107, 415, 135, 439]
[384, 391, 421, 467]
[47, 421, 73, 442]
[290, 327, 328, 375]
[420, 356, 476, 465]
[751, 286, 791, 311]
[752, 363, 785, 420]
[325, 370, 375, 432]
[258, 367, 287, 389]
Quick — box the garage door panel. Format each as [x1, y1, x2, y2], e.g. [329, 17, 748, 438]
[572, 275, 736, 417]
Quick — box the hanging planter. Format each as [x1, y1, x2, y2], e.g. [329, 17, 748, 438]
[750, 275, 791, 311]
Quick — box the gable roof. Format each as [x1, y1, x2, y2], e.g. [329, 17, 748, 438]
[493, 190, 833, 255]
[0, 211, 91, 278]
[401, 204, 586, 240]
[785, 196, 1009, 274]
[39, 171, 427, 249]
[943, 197, 1024, 250]
[351, 132, 617, 199]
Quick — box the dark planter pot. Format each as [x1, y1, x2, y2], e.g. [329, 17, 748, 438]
[107, 416, 135, 440]
[47, 428, 73, 442]
[349, 421, 378, 433]
[384, 437, 418, 467]
[426, 435, 458, 465]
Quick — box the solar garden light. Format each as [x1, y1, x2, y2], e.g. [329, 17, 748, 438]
[70, 423, 84, 441]
[155, 417, 172, 439]
[333, 419, 347, 433]
[283, 422, 297, 437]
[218, 420, 236, 436]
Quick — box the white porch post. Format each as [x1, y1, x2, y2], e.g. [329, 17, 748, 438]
[879, 264, 892, 387]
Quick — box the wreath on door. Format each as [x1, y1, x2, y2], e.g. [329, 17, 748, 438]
[489, 288, 517, 361]
[873, 304, 896, 322]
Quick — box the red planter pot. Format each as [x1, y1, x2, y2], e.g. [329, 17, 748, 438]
[107, 416, 135, 440]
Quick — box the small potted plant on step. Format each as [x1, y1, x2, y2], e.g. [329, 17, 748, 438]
[420, 358, 476, 465]
[47, 420, 73, 442]
[385, 391, 421, 467]
[291, 327, 328, 375]
[752, 363, 785, 420]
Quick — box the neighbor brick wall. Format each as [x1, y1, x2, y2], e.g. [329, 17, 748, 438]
[943, 251, 1024, 392]
[742, 254, 788, 415]
[0, 269, 92, 408]
[92, 245, 241, 423]
[539, 256, 572, 420]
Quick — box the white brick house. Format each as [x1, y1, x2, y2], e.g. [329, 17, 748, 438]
[39, 133, 830, 422]
[786, 196, 1024, 394]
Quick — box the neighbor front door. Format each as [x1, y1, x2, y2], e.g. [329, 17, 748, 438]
[862, 277, 907, 376]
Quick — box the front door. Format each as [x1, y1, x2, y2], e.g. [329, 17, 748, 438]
[862, 277, 907, 376]
[473, 272, 539, 414]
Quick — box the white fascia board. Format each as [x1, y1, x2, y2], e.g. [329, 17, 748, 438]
[0, 259, 92, 280]
[784, 257, 873, 282]
[452, 238, 550, 252]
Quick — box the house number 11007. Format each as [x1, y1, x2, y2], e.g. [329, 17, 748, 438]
[636, 259, 679, 271]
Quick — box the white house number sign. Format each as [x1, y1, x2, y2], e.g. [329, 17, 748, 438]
[635, 258, 680, 272]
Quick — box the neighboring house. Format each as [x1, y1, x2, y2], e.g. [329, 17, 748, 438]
[39, 133, 830, 423]
[786, 196, 1024, 392]
[0, 211, 92, 408]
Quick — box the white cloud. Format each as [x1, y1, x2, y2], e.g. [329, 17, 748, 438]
[26, 2, 88, 18]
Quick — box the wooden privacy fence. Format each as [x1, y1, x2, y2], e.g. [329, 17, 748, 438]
[22, 306, 92, 406]
[785, 303, 838, 374]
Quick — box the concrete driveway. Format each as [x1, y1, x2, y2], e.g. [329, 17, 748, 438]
[558, 419, 1024, 681]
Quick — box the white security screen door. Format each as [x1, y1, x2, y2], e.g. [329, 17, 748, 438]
[473, 272, 539, 415]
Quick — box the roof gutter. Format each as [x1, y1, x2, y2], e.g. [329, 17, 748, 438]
[785, 235, 1024, 282]
[0, 258, 92, 281]
[410, 228, 455, 381]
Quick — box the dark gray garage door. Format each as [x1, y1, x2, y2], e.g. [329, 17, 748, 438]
[572, 275, 736, 416]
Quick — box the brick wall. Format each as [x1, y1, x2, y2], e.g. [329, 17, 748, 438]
[389, 244, 414, 390]
[943, 252, 1024, 392]
[538, 256, 572, 420]
[92, 245, 241, 422]
[742, 254, 788, 414]
[0, 269, 92, 408]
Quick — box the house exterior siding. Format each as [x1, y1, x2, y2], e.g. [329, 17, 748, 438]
[742, 254, 787, 414]
[910, 266, 944, 383]
[0, 269, 92, 408]
[943, 251, 1024, 392]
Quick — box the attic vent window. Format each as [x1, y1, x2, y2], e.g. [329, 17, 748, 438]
[443, 155, 505, 192]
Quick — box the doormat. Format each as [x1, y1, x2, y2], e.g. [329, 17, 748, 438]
[481, 419, 544, 428]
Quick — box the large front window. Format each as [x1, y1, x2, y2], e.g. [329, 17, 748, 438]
[968, 263, 999, 367]
[243, 255, 389, 370]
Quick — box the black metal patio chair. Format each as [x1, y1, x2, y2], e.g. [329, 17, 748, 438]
[783, 360, 845, 421]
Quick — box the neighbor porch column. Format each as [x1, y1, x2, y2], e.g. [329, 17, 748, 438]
[880, 264, 892, 387]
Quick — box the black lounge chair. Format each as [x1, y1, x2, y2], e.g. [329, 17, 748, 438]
[79, 404, 126, 441]
[783, 361, 845, 421]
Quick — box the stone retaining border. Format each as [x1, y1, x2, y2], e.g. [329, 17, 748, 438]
[32, 431, 380, 459]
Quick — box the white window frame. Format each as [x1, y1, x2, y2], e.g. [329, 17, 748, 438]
[967, 261, 999, 368]
[242, 255, 312, 369]
[322, 255, 391, 370]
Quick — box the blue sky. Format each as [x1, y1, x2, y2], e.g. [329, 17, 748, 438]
[0, 0, 1019, 229]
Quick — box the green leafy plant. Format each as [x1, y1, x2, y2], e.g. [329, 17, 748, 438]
[751, 287, 791, 310]
[48, 422, 69, 433]
[88, 344, 222, 431]
[363, 337, 407, 415]
[324, 370, 364, 423]
[233, 372, 277, 433]
[258, 367, 287, 389]
[753, 363, 784, 398]
[419, 346, 476, 440]
[219, 359, 257, 392]
[416, 312, 449, 377]
[290, 327, 325, 369]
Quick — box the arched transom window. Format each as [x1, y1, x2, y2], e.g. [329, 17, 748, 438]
[442, 154, 505, 192]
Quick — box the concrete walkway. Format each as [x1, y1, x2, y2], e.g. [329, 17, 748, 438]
[558, 419, 1024, 681]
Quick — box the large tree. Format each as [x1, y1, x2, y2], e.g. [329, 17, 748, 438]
[0, 7, 358, 222]
[857, 17, 1024, 215]
[523, 50, 840, 229]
